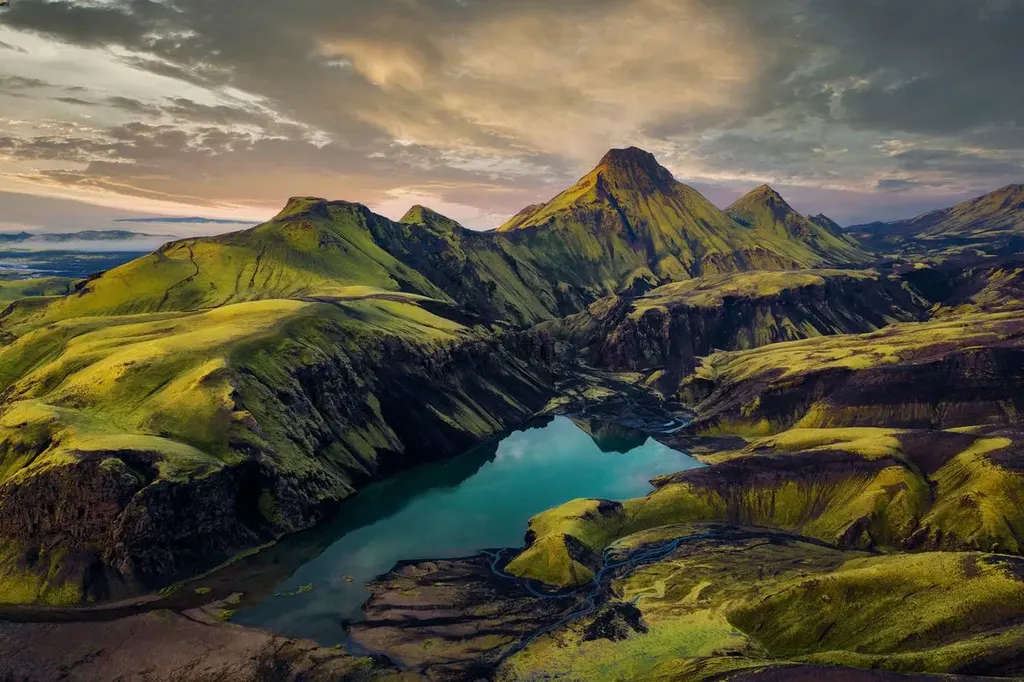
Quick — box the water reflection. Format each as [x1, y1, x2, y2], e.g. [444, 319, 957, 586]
[232, 414, 702, 644]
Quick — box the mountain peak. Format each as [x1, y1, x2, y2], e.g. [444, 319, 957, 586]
[594, 146, 676, 189]
[808, 213, 846, 238]
[728, 184, 795, 219]
[400, 205, 441, 224]
[748, 183, 787, 203]
[400, 205, 463, 231]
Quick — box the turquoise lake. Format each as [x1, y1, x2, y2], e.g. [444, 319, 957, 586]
[233, 414, 703, 644]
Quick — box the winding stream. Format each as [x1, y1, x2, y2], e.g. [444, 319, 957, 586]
[234, 408, 703, 645]
[483, 531, 718, 659]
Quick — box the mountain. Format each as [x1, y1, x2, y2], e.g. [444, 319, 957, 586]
[26, 197, 584, 325]
[725, 185, 872, 264]
[25, 147, 878, 328]
[498, 147, 869, 291]
[848, 183, 1024, 259]
[0, 229, 174, 244]
[808, 212, 846, 237]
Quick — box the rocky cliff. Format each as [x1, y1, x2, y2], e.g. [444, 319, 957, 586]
[0, 296, 564, 604]
[542, 269, 931, 379]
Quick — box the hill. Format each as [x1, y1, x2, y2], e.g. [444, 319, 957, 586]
[19, 148, 878, 329]
[725, 185, 871, 265]
[848, 183, 1024, 260]
[498, 148, 871, 291]
[543, 269, 929, 378]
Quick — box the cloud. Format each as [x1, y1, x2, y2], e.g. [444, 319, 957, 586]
[0, 0, 1021, 228]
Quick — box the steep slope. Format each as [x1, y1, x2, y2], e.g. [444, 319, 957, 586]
[849, 184, 1024, 260]
[386, 205, 591, 322]
[13, 199, 584, 327]
[726, 185, 872, 265]
[544, 269, 931, 376]
[0, 295, 562, 603]
[808, 212, 846, 236]
[26, 198, 449, 322]
[498, 148, 861, 292]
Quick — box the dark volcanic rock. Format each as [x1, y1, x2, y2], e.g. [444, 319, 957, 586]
[580, 602, 647, 642]
[348, 555, 572, 681]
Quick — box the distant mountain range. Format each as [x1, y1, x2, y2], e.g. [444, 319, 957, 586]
[0, 229, 175, 244]
[113, 216, 257, 225]
[847, 183, 1024, 260]
[28, 147, 1024, 326]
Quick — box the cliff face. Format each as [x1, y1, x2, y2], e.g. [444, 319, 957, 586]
[678, 311, 1024, 435]
[0, 297, 564, 603]
[543, 270, 931, 377]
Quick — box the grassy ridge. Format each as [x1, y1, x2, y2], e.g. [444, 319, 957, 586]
[498, 148, 872, 284]
[499, 527, 1024, 680]
[0, 293, 559, 603]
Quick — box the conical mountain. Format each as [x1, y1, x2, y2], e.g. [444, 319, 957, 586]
[499, 148, 865, 291]
[726, 185, 872, 264]
[400, 204, 464, 232]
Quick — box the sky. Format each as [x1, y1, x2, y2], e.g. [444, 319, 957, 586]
[0, 0, 1022, 234]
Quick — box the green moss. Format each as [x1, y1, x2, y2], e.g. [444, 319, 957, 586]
[729, 552, 1024, 671]
[0, 542, 82, 606]
[0, 277, 76, 304]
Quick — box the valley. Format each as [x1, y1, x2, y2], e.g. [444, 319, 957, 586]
[2, 148, 1024, 681]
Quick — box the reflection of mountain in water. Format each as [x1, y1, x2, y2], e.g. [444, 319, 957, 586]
[570, 418, 648, 453]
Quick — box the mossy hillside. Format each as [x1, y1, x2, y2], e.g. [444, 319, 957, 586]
[678, 310, 1024, 435]
[726, 185, 872, 266]
[0, 540, 85, 606]
[929, 262, 1024, 318]
[0, 295, 561, 602]
[542, 269, 932, 373]
[850, 183, 1024, 260]
[0, 277, 77, 303]
[729, 551, 1024, 675]
[497, 148, 869, 287]
[14, 198, 594, 330]
[505, 427, 1022, 588]
[501, 526, 1024, 681]
[0, 299, 317, 462]
[505, 466, 923, 588]
[393, 205, 592, 322]
[25, 202, 451, 323]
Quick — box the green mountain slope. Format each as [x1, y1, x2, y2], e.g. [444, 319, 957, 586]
[725, 185, 872, 265]
[498, 148, 868, 291]
[17, 147, 880, 330]
[849, 183, 1024, 260]
[29, 198, 448, 323]
[0, 294, 561, 603]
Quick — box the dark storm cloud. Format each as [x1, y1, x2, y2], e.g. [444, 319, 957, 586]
[1, 0, 1022, 226]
